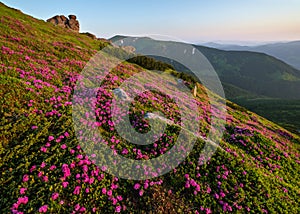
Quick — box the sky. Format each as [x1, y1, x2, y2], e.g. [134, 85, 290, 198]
[1, 0, 300, 44]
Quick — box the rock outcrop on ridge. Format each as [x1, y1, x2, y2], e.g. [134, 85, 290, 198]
[47, 15, 80, 32]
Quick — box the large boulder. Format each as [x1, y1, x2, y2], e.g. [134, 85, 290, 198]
[47, 15, 67, 27]
[47, 14, 80, 32]
[67, 15, 79, 31]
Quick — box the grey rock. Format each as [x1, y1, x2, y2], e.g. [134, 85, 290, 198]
[112, 88, 132, 101]
[144, 113, 174, 125]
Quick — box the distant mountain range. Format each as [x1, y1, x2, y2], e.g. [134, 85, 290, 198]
[195, 45, 300, 99]
[110, 36, 300, 132]
[202, 41, 300, 70]
[111, 36, 300, 100]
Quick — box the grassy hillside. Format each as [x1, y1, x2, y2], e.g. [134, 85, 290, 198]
[1, 3, 300, 214]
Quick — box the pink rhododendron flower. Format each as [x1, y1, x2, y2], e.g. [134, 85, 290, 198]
[115, 206, 121, 213]
[40, 147, 47, 153]
[48, 136, 54, 141]
[62, 181, 69, 188]
[74, 204, 80, 211]
[62, 164, 71, 177]
[51, 192, 59, 200]
[18, 196, 29, 205]
[49, 165, 56, 171]
[38, 205, 48, 213]
[37, 171, 43, 178]
[111, 183, 118, 190]
[107, 190, 112, 197]
[112, 198, 117, 205]
[20, 188, 27, 195]
[30, 165, 36, 173]
[207, 187, 211, 193]
[22, 175, 29, 182]
[205, 208, 212, 214]
[144, 182, 149, 189]
[80, 207, 86, 212]
[134, 183, 141, 190]
[73, 186, 81, 195]
[77, 154, 83, 159]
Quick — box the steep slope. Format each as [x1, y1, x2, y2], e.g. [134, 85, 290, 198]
[1, 3, 300, 214]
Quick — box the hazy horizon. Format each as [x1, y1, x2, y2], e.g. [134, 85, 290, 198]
[2, 0, 300, 45]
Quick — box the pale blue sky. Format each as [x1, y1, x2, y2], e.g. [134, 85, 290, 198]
[2, 0, 300, 44]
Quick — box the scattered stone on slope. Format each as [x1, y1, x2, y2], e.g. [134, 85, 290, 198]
[112, 88, 132, 101]
[144, 112, 223, 151]
[144, 112, 174, 125]
[177, 79, 184, 84]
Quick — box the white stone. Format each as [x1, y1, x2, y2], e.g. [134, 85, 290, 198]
[144, 113, 174, 125]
